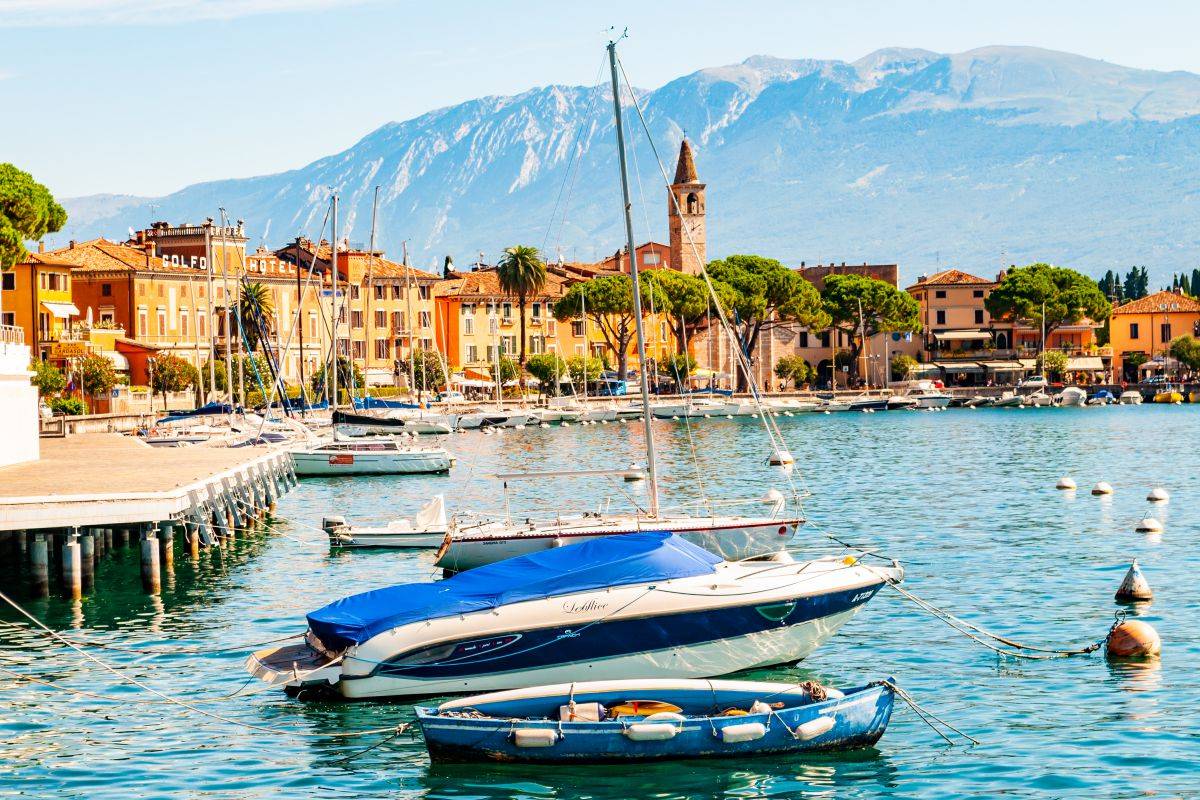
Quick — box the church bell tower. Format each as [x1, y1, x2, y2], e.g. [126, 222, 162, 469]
[668, 139, 706, 275]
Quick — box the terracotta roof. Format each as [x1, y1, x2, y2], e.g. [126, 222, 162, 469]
[910, 269, 993, 288]
[1112, 290, 1200, 315]
[283, 239, 436, 281]
[674, 140, 699, 184]
[435, 267, 571, 300]
[30, 239, 198, 274]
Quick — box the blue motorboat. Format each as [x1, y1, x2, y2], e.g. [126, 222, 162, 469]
[415, 677, 895, 763]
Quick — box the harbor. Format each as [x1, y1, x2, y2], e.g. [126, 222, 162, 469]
[1, 405, 1193, 797]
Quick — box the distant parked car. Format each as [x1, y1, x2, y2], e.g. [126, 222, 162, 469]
[1018, 375, 1049, 389]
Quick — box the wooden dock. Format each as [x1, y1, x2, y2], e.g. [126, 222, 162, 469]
[0, 434, 297, 598]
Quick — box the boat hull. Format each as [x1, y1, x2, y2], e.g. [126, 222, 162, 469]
[417, 681, 893, 763]
[437, 518, 799, 572]
[329, 528, 447, 548]
[292, 451, 453, 476]
[337, 583, 881, 699]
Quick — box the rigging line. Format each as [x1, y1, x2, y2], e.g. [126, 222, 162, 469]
[0, 588, 404, 739]
[542, 52, 609, 253]
[616, 56, 803, 508]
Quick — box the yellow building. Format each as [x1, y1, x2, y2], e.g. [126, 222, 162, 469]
[1109, 289, 1200, 380]
[2, 247, 79, 360]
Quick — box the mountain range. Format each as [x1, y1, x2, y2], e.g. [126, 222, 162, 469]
[56, 45, 1200, 287]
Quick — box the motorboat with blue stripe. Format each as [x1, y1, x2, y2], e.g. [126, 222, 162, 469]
[246, 532, 902, 700]
[415, 676, 895, 763]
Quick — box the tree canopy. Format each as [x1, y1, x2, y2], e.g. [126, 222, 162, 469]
[310, 356, 363, 401]
[643, 269, 733, 354]
[79, 353, 117, 411]
[821, 274, 920, 378]
[705, 255, 829, 389]
[150, 353, 198, 405]
[496, 244, 547, 366]
[1168, 335, 1200, 371]
[30, 359, 66, 397]
[553, 273, 664, 380]
[984, 263, 1111, 338]
[238, 282, 275, 352]
[0, 164, 67, 270]
[774, 355, 814, 388]
[525, 353, 568, 395]
[1122, 266, 1150, 301]
[409, 348, 446, 393]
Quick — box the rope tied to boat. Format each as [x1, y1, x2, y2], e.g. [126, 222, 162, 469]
[878, 679, 979, 746]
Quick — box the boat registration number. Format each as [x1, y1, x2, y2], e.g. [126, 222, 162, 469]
[329, 454, 355, 465]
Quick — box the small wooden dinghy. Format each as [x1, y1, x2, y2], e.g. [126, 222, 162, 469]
[415, 677, 894, 763]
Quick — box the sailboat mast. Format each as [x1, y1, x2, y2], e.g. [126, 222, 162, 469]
[331, 193, 339, 409]
[608, 39, 659, 517]
[403, 240, 416, 400]
[367, 186, 379, 400]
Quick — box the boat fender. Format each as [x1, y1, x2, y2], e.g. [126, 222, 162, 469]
[559, 702, 606, 722]
[749, 700, 772, 715]
[512, 728, 559, 748]
[719, 721, 767, 743]
[794, 716, 836, 741]
[625, 712, 684, 741]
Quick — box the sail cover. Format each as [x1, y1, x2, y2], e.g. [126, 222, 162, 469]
[306, 532, 723, 650]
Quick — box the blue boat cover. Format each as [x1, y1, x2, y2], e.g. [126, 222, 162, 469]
[353, 396, 420, 410]
[156, 401, 235, 423]
[306, 532, 723, 650]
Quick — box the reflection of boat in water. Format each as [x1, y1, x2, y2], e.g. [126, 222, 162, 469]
[248, 532, 901, 699]
[416, 676, 895, 763]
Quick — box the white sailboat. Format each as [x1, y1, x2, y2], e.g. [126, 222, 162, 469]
[434, 41, 802, 572]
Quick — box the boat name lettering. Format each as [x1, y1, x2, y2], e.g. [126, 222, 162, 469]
[562, 598, 607, 614]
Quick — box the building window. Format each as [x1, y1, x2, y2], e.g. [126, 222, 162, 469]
[936, 310, 946, 325]
[934, 290, 946, 299]
[1, 312, 13, 326]
[530, 335, 545, 355]
[350, 285, 360, 300]
[375, 339, 390, 359]
[489, 317, 498, 334]
[817, 331, 830, 348]
[501, 335, 516, 355]
[101, 282, 112, 296]
[157, 283, 164, 297]
[798, 331, 809, 348]
[502, 302, 513, 320]
[974, 310, 984, 324]
[392, 311, 404, 331]
[392, 284, 402, 299]
[973, 289, 984, 298]
[308, 312, 318, 338]
[197, 310, 206, 337]
[643, 252, 660, 265]
[1, 273, 13, 291]
[351, 340, 365, 359]
[421, 337, 433, 350]
[531, 303, 541, 320]
[351, 310, 363, 328]
[547, 319, 556, 336]
[180, 309, 189, 337]
[1129, 322, 1139, 340]
[467, 345, 479, 363]
[138, 307, 148, 336]
[99, 309, 115, 326]
[374, 310, 387, 328]
[464, 315, 474, 335]
[575, 344, 584, 356]
[1161, 323, 1171, 342]
[374, 284, 386, 300]
[419, 311, 431, 328]
[571, 320, 584, 337]
[419, 285, 430, 300]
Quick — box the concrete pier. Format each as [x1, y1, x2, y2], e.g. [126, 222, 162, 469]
[139, 528, 161, 595]
[79, 532, 95, 593]
[29, 533, 48, 598]
[61, 533, 81, 600]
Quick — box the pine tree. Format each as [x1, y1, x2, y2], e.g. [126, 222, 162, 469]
[1192, 268, 1200, 297]
[1180, 272, 1191, 296]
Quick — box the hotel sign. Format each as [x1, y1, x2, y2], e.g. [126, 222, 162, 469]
[51, 342, 88, 359]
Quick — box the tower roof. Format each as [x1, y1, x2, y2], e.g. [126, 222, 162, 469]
[673, 139, 699, 184]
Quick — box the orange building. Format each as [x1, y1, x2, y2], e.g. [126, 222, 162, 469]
[2, 245, 78, 360]
[1109, 289, 1200, 379]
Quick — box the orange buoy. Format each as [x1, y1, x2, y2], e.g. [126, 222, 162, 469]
[1106, 619, 1161, 659]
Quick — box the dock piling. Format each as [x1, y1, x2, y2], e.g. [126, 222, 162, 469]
[79, 531, 95, 593]
[29, 534, 49, 598]
[158, 521, 174, 573]
[61, 532, 82, 600]
[139, 526, 161, 595]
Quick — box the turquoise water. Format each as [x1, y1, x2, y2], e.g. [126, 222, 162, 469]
[2, 405, 1197, 799]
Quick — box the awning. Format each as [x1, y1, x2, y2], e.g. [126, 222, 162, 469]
[913, 362, 941, 376]
[451, 377, 491, 387]
[103, 350, 130, 370]
[42, 301, 79, 318]
[934, 361, 984, 373]
[1018, 359, 1038, 369]
[933, 329, 991, 342]
[1065, 356, 1105, 371]
[979, 360, 1024, 371]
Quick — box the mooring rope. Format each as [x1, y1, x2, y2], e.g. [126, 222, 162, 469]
[879, 679, 979, 745]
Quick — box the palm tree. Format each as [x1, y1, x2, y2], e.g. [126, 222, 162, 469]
[238, 282, 274, 352]
[496, 245, 547, 366]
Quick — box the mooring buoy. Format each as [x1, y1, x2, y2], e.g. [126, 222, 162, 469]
[1106, 619, 1161, 659]
[1115, 561, 1153, 602]
[1091, 481, 1114, 495]
[1135, 516, 1163, 533]
[1147, 487, 1169, 503]
[1056, 476, 1077, 490]
[768, 450, 795, 466]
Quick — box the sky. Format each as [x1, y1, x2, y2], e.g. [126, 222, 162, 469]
[4, 0, 1200, 199]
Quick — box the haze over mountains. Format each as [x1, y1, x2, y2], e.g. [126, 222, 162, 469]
[58, 46, 1200, 286]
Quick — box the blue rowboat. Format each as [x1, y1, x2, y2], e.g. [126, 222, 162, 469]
[414, 677, 894, 763]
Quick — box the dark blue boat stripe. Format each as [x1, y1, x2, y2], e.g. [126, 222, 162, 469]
[364, 582, 882, 680]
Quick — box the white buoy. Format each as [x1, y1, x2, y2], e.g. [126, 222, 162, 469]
[703, 414, 711, 419]
[768, 450, 795, 466]
[1056, 476, 1077, 490]
[671, 415, 680, 421]
[784, 411, 793, 417]
[1135, 516, 1163, 533]
[1091, 481, 1114, 496]
[623, 464, 646, 482]
[539, 423, 550, 429]
[560, 422, 570, 427]
[1115, 560, 1153, 602]
[725, 415, 733, 419]
[1147, 487, 1169, 503]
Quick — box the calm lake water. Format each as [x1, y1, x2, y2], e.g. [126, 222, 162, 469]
[2, 405, 1197, 799]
